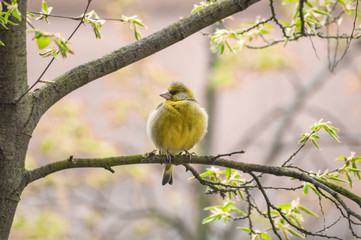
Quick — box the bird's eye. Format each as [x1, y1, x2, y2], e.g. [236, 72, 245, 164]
[169, 90, 178, 95]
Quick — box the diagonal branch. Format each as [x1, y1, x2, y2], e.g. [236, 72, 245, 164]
[28, 0, 261, 124]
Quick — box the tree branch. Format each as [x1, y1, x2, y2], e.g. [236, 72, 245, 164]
[249, 171, 283, 240]
[28, 0, 260, 122]
[24, 153, 361, 216]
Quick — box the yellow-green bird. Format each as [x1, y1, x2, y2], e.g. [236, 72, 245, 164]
[147, 82, 208, 185]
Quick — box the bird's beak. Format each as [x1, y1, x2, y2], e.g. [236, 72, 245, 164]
[160, 91, 172, 100]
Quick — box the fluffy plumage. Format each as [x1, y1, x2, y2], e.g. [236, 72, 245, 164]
[147, 82, 208, 185]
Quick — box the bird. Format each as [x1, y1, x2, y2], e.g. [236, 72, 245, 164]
[147, 82, 208, 185]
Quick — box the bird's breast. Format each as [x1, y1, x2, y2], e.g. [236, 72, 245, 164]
[148, 100, 207, 154]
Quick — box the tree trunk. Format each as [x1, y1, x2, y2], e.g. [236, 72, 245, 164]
[0, 0, 29, 239]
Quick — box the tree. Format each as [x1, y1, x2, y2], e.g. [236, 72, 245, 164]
[1, 0, 361, 239]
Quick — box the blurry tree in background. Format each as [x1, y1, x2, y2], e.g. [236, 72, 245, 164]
[1, 0, 361, 239]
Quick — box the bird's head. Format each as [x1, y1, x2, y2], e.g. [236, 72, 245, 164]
[160, 82, 195, 101]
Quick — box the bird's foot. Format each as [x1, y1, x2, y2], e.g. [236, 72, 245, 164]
[166, 150, 174, 164]
[183, 150, 196, 162]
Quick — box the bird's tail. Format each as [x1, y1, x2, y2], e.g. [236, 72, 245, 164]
[162, 164, 173, 185]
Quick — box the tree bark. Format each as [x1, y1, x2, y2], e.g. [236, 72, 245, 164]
[0, 0, 29, 239]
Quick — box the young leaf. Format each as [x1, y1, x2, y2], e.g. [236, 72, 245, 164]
[202, 215, 219, 224]
[42, 0, 48, 12]
[222, 201, 234, 212]
[287, 228, 305, 239]
[261, 232, 271, 240]
[239, 227, 252, 233]
[278, 203, 291, 210]
[303, 183, 309, 195]
[299, 206, 318, 217]
[36, 36, 51, 49]
[226, 167, 232, 179]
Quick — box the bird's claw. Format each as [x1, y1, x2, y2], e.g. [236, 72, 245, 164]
[166, 150, 174, 164]
[183, 150, 196, 161]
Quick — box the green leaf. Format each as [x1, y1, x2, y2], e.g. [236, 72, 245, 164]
[305, 16, 321, 25]
[42, 0, 48, 12]
[287, 228, 305, 238]
[51, 49, 58, 59]
[11, 9, 21, 22]
[278, 203, 291, 210]
[259, 29, 270, 34]
[226, 167, 232, 179]
[264, 23, 274, 30]
[231, 206, 246, 215]
[337, 0, 346, 7]
[220, 43, 225, 55]
[238, 189, 244, 200]
[311, 134, 320, 139]
[280, 20, 291, 27]
[303, 183, 309, 194]
[202, 215, 219, 224]
[36, 36, 51, 49]
[282, 0, 298, 5]
[39, 48, 56, 59]
[327, 175, 349, 183]
[27, 11, 35, 18]
[299, 206, 318, 217]
[345, 171, 353, 188]
[261, 232, 271, 240]
[222, 201, 234, 212]
[295, 17, 302, 32]
[310, 184, 321, 197]
[133, 19, 145, 27]
[311, 139, 320, 149]
[134, 28, 141, 40]
[199, 171, 212, 178]
[298, 136, 307, 144]
[270, 210, 280, 215]
[0, 40, 4, 46]
[239, 227, 252, 233]
[349, 167, 361, 173]
[204, 206, 216, 211]
[91, 21, 103, 39]
[313, 10, 330, 16]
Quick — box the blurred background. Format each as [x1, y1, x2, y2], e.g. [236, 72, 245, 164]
[10, 0, 361, 239]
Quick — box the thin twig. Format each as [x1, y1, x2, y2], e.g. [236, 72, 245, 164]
[28, 11, 126, 22]
[183, 163, 237, 197]
[16, 0, 93, 103]
[214, 150, 245, 159]
[269, 0, 287, 37]
[332, 0, 359, 70]
[282, 131, 315, 167]
[248, 171, 283, 240]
